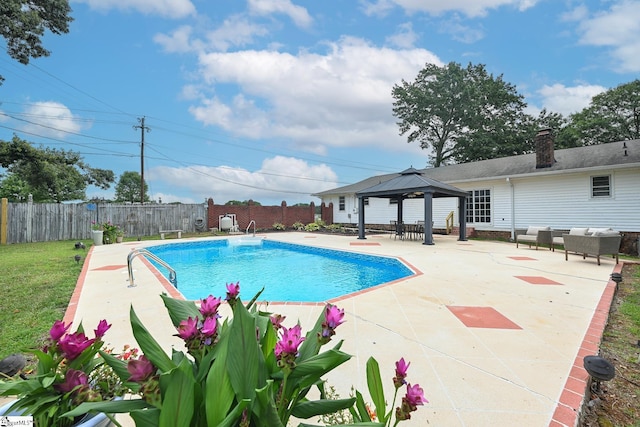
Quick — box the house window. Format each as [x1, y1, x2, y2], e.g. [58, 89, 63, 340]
[465, 189, 491, 223]
[591, 175, 611, 197]
[363, 197, 369, 206]
[339, 196, 345, 211]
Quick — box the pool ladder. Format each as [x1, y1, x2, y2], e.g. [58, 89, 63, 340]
[246, 220, 256, 236]
[127, 248, 177, 287]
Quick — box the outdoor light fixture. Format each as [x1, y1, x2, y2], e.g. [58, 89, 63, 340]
[610, 272, 623, 284]
[583, 355, 615, 393]
[74, 254, 82, 264]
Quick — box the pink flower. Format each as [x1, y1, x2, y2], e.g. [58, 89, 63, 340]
[199, 295, 222, 318]
[275, 325, 305, 359]
[49, 320, 70, 342]
[94, 319, 111, 338]
[127, 355, 155, 383]
[201, 317, 218, 337]
[270, 314, 286, 330]
[55, 369, 89, 394]
[226, 281, 240, 300]
[325, 305, 344, 329]
[394, 357, 410, 388]
[405, 383, 427, 407]
[58, 332, 94, 360]
[319, 304, 344, 343]
[177, 317, 199, 340]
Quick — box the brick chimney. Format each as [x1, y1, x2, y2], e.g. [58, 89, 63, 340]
[535, 128, 555, 168]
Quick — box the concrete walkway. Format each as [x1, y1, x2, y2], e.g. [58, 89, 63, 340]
[64, 233, 622, 427]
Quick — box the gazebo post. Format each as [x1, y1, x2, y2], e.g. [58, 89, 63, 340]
[357, 196, 366, 239]
[458, 196, 467, 241]
[396, 196, 403, 237]
[423, 193, 434, 245]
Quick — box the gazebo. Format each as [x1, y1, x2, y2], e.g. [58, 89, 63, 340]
[355, 167, 469, 245]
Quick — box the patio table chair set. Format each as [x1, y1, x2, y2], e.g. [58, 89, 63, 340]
[389, 220, 425, 241]
[515, 226, 622, 265]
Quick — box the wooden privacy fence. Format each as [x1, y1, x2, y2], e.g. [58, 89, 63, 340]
[0, 198, 208, 244]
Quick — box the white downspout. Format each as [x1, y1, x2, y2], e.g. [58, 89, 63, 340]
[507, 177, 515, 241]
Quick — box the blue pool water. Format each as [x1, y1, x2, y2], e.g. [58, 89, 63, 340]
[146, 239, 414, 302]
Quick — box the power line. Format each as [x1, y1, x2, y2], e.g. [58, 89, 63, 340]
[133, 117, 151, 204]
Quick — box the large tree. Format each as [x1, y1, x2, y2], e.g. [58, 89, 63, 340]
[392, 62, 530, 166]
[0, 135, 114, 202]
[114, 171, 150, 203]
[563, 79, 640, 145]
[0, 0, 73, 84]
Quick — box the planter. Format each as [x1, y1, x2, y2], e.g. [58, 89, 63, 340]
[92, 230, 103, 246]
[116, 236, 123, 243]
[0, 399, 114, 427]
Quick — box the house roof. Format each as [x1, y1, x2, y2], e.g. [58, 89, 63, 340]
[355, 167, 469, 199]
[313, 139, 640, 196]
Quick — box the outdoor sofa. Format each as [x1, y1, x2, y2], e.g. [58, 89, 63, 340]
[562, 228, 622, 265]
[515, 226, 552, 250]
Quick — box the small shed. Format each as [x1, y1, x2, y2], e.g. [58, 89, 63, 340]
[355, 167, 470, 244]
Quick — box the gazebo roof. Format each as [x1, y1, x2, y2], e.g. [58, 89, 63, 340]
[355, 167, 469, 199]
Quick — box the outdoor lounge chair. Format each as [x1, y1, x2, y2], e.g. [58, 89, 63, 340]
[515, 226, 552, 250]
[562, 229, 622, 265]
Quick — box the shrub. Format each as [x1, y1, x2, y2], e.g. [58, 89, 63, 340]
[305, 222, 321, 232]
[272, 222, 286, 231]
[292, 221, 305, 231]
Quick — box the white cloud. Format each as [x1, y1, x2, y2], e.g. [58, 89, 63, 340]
[205, 16, 270, 51]
[20, 101, 85, 138]
[247, 0, 313, 28]
[188, 37, 441, 154]
[576, 0, 640, 72]
[361, 0, 538, 18]
[385, 22, 419, 48]
[537, 83, 606, 116]
[439, 14, 485, 43]
[147, 156, 338, 204]
[72, 0, 196, 18]
[154, 26, 201, 53]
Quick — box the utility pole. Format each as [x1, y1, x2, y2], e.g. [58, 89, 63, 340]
[133, 117, 150, 204]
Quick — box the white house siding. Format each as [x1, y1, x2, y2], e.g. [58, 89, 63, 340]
[507, 169, 639, 231]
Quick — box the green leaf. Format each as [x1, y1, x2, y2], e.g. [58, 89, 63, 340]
[205, 333, 234, 427]
[158, 357, 196, 427]
[131, 408, 161, 427]
[289, 350, 351, 380]
[63, 399, 151, 417]
[216, 399, 251, 427]
[365, 357, 386, 423]
[291, 398, 356, 419]
[354, 390, 370, 421]
[297, 306, 327, 362]
[253, 380, 284, 427]
[227, 299, 265, 400]
[160, 293, 201, 328]
[130, 305, 174, 373]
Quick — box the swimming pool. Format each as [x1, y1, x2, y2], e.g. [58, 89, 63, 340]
[146, 239, 414, 302]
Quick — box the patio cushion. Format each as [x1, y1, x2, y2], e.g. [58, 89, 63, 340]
[587, 227, 612, 235]
[569, 228, 589, 235]
[593, 230, 619, 237]
[526, 226, 550, 235]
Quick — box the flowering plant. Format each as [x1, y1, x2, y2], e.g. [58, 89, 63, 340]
[65, 283, 426, 426]
[0, 319, 133, 426]
[91, 221, 122, 244]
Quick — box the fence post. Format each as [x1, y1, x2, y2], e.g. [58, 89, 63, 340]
[0, 198, 7, 245]
[26, 194, 33, 242]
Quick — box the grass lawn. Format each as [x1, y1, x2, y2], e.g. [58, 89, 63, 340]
[0, 239, 93, 357]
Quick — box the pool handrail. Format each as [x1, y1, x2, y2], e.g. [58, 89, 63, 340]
[127, 248, 177, 287]
[246, 220, 256, 237]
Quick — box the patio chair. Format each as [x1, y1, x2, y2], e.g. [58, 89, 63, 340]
[515, 226, 553, 250]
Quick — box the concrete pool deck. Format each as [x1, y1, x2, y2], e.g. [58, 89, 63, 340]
[63, 232, 622, 427]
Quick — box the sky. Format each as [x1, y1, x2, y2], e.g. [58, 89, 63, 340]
[0, 0, 639, 205]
